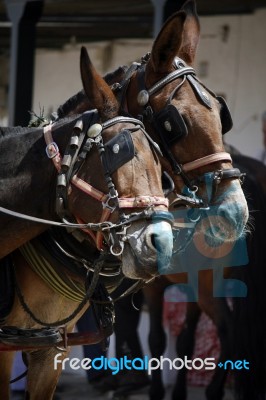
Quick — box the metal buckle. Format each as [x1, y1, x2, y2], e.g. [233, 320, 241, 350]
[102, 191, 119, 212]
[213, 170, 223, 185]
[46, 142, 59, 159]
[110, 240, 124, 257]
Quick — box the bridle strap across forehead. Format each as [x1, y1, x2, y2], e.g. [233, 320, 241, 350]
[139, 65, 196, 99]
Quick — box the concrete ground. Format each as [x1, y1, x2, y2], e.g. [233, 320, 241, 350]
[11, 371, 234, 400]
[55, 372, 235, 400]
[10, 312, 235, 400]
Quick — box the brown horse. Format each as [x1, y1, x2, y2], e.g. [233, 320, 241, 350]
[0, 64, 127, 261]
[0, 49, 173, 277]
[0, 47, 174, 400]
[144, 154, 266, 400]
[57, 0, 249, 248]
[120, 2, 251, 398]
[71, 2, 251, 399]
[119, 2, 250, 398]
[51, 6, 250, 398]
[8, 3, 249, 399]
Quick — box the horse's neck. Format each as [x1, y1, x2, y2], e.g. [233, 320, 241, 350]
[0, 120, 75, 259]
[0, 125, 57, 208]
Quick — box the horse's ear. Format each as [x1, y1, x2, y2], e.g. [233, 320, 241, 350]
[149, 0, 199, 72]
[179, 0, 200, 64]
[149, 11, 186, 73]
[80, 46, 119, 120]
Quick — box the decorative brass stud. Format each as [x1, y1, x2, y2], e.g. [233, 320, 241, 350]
[87, 123, 103, 138]
[164, 121, 172, 131]
[112, 144, 120, 154]
[137, 90, 149, 106]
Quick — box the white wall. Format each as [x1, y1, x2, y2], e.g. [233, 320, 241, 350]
[32, 41, 110, 117]
[29, 8, 266, 159]
[32, 39, 153, 118]
[195, 8, 266, 159]
[0, 54, 8, 126]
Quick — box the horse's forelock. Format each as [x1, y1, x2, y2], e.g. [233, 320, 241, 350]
[57, 90, 88, 119]
[104, 65, 128, 85]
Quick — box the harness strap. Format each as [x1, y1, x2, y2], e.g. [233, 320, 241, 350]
[113, 63, 140, 108]
[96, 209, 112, 250]
[71, 175, 169, 250]
[0, 206, 95, 228]
[147, 66, 195, 97]
[71, 216, 99, 247]
[118, 196, 169, 208]
[20, 242, 85, 302]
[43, 123, 61, 172]
[194, 168, 244, 185]
[71, 175, 108, 202]
[71, 175, 168, 209]
[76, 212, 113, 252]
[182, 152, 232, 172]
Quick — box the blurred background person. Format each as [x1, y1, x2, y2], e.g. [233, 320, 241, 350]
[255, 111, 266, 165]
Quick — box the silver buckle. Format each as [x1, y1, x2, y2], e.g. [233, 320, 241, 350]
[46, 142, 59, 159]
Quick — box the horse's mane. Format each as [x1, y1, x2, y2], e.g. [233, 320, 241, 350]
[56, 65, 128, 119]
[0, 126, 30, 137]
[103, 65, 128, 82]
[57, 90, 87, 119]
[0, 115, 81, 140]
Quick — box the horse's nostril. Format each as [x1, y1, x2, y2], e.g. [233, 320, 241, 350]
[145, 230, 156, 251]
[150, 234, 157, 250]
[147, 227, 173, 255]
[151, 232, 168, 254]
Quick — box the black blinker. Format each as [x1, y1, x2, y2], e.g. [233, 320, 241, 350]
[217, 96, 233, 134]
[102, 130, 135, 175]
[153, 104, 188, 145]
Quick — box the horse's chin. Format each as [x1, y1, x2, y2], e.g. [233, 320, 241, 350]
[121, 246, 158, 280]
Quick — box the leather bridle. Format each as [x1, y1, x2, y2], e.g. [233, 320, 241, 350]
[44, 110, 173, 256]
[115, 53, 244, 210]
[0, 110, 173, 257]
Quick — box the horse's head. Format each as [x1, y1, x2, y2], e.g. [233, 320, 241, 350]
[66, 47, 173, 280]
[124, 0, 248, 244]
